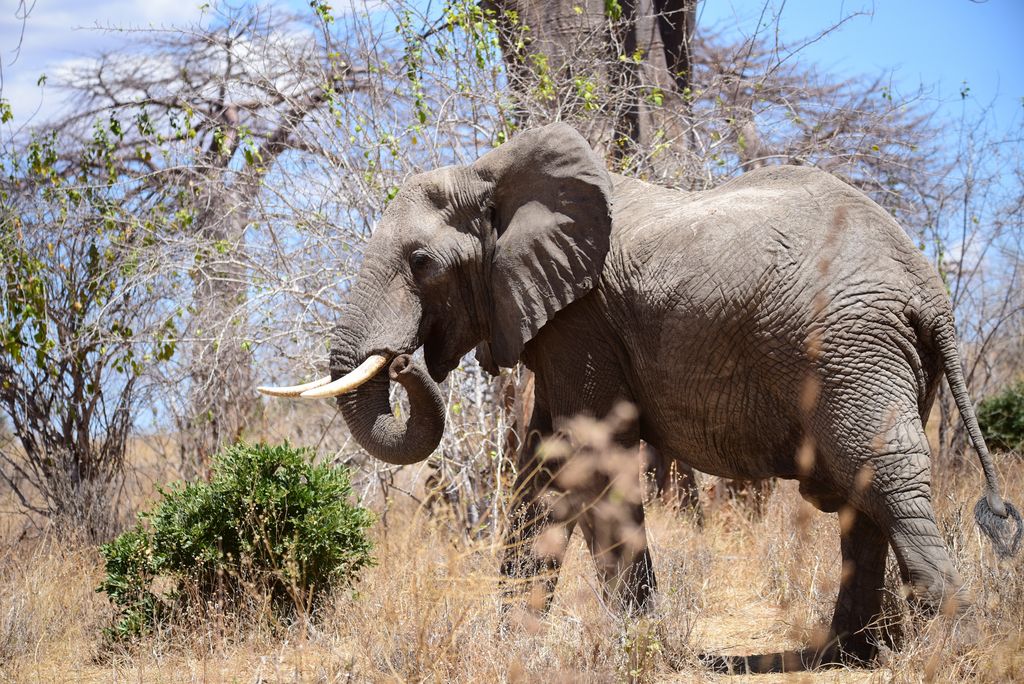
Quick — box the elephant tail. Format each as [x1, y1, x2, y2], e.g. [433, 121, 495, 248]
[934, 316, 1022, 557]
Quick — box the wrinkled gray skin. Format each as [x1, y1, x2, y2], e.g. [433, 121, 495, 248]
[324, 123, 1019, 667]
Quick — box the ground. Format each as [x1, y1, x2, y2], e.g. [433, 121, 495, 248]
[1, 455, 1022, 682]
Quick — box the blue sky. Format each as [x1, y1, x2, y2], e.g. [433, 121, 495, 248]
[1, 0, 1022, 135]
[699, 0, 1024, 131]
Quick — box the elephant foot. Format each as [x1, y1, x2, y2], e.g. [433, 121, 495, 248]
[698, 640, 876, 675]
[812, 630, 878, 667]
[699, 625, 883, 675]
[699, 650, 819, 674]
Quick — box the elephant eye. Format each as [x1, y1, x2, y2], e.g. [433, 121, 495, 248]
[409, 249, 436, 278]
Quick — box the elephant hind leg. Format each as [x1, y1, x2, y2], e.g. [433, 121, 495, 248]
[884, 497, 966, 615]
[822, 508, 891, 664]
[854, 417, 967, 616]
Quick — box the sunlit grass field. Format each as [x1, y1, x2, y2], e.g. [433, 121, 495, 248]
[2, 443, 1021, 683]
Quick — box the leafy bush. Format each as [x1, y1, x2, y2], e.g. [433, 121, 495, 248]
[978, 381, 1024, 454]
[98, 442, 374, 640]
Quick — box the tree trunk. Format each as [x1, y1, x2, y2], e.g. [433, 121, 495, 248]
[485, 0, 698, 170]
[180, 184, 257, 476]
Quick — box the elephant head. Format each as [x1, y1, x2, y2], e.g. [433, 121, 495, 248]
[259, 123, 613, 466]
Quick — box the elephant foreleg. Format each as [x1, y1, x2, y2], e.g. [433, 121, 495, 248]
[499, 406, 576, 615]
[500, 485, 577, 614]
[577, 486, 656, 615]
[646, 443, 703, 525]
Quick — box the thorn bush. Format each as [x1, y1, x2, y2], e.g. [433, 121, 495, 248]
[98, 442, 374, 640]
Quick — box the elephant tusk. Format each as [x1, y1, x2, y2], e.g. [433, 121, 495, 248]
[257, 375, 333, 398]
[299, 354, 391, 398]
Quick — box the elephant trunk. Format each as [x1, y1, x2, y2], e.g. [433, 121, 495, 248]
[334, 353, 446, 466]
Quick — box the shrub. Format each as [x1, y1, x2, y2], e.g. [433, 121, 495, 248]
[978, 381, 1024, 454]
[98, 442, 374, 640]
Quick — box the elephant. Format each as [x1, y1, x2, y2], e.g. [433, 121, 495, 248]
[642, 443, 703, 521]
[259, 123, 1021, 668]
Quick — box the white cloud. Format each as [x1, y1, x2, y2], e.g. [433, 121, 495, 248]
[1, 0, 205, 126]
[0, 0, 386, 129]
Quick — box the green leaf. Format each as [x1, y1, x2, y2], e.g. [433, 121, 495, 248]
[979, 381, 1024, 453]
[98, 443, 374, 641]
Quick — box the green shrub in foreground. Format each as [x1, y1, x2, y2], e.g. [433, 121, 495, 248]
[98, 442, 374, 640]
[978, 380, 1024, 454]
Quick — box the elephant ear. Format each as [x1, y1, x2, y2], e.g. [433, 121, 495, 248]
[474, 123, 613, 368]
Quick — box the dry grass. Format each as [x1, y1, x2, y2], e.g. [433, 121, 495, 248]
[1, 457, 1022, 683]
